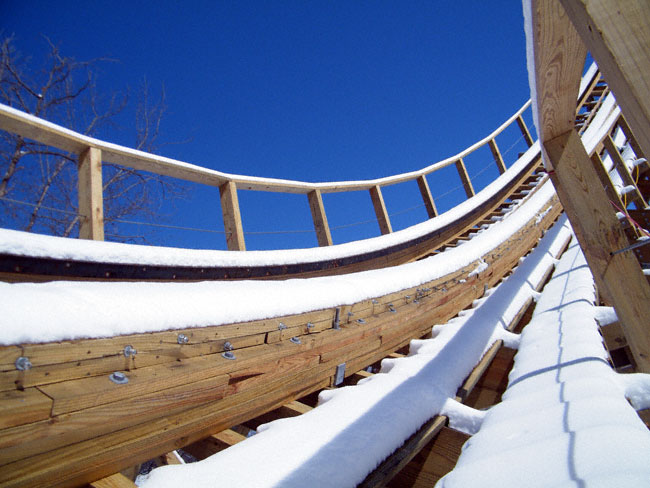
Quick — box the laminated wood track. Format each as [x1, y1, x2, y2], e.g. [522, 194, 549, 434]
[0, 182, 563, 488]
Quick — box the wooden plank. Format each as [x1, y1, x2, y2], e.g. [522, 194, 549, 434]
[387, 427, 469, 488]
[416, 175, 438, 218]
[78, 147, 104, 241]
[590, 151, 627, 214]
[528, 0, 587, 145]
[182, 429, 247, 459]
[455, 158, 474, 198]
[544, 129, 650, 372]
[560, 0, 650, 162]
[89, 473, 137, 488]
[359, 416, 447, 488]
[617, 115, 646, 162]
[603, 134, 647, 209]
[488, 138, 507, 174]
[219, 180, 245, 251]
[517, 115, 535, 147]
[369, 185, 392, 235]
[0, 388, 52, 429]
[307, 189, 333, 246]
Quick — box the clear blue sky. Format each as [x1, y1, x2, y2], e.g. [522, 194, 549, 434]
[2, 1, 536, 251]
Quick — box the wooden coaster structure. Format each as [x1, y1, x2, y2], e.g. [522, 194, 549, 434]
[0, 2, 649, 485]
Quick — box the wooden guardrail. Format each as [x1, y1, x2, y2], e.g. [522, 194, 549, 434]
[0, 100, 535, 250]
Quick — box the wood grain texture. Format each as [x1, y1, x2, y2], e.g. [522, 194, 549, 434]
[560, 0, 650, 161]
[369, 185, 393, 235]
[219, 180, 245, 250]
[545, 129, 650, 372]
[455, 158, 475, 198]
[529, 0, 587, 146]
[308, 189, 333, 246]
[78, 147, 104, 241]
[417, 175, 438, 218]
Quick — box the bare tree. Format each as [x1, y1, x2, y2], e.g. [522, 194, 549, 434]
[0, 35, 186, 242]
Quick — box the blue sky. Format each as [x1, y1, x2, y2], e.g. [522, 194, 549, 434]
[2, 1, 536, 251]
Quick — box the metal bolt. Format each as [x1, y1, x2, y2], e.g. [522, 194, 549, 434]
[223, 341, 233, 351]
[123, 345, 137, 357]
[388, 304, 397, 313]
[356, 318, 367, 324]
[278, 322, 287, 330]
[306, 322, 314, 329]
[15, 356, 31, 371]
[177, 333, 189, 344]
[290, 336, 302, 345]
[109, 371, 129, 384]
[222, 351, 236, 360]
[333, 307, 341, 330]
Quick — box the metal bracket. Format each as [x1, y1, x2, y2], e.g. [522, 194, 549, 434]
[334, 363, 346, 386]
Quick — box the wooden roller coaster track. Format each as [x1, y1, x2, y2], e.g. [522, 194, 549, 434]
[0, 2, 649, 486]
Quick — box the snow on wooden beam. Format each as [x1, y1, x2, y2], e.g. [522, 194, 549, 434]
[544, 129, 650, 372]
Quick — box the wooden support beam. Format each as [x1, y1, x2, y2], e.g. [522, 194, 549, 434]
[89, 473, 136, 488]
[387, 427, 470, 488]
[602, 134, 647, 209]
[528, 1, 587, 145]
[182, 428, 247, 460]
[369, 185, 392, 235]
[560, 0, 650, 162]
[416, 175, 438, 219]
[455, 158, 474, 198]
[78, 147, 104, 241]
[488, 139, 507, 174]
[516, 115, 535, 147]
[544, 129, 650, 372]
[307, 189, 333, 246]
[219, 181, 245, 251]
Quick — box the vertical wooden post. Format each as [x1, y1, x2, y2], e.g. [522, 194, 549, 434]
[219, 181, 245, 251]
[369, 185, 392, 235]
[455, 158, 475, 198]
[545, 129, 650, 372]
[308, 189, 333, 247]
[78, 147, 104, 241]
[488, 139, 507, 174]
[560, 0, 650, 162]
[602, 134, 647, 209]
[417, 175, 438, 219]
[516, 116, 534, 147]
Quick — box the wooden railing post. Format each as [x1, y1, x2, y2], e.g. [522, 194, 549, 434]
[219, 181, 245, 251]
[308, 189, 333, 246]
[78, 147, 104, 241]
[516, 115, 534, 147]
[369, 185, 392, 235]
[488, 139, 507, 174]
[416, 175, 438, 219]
[617, 115, 646, 163]
[455, 158, 475, 198]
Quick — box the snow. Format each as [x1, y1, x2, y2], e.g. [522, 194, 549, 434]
[0, 175, 559, 345]
[136, 203, 573, 488]
[437, 238, 650, 488]
[0, 142, 541, 268]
